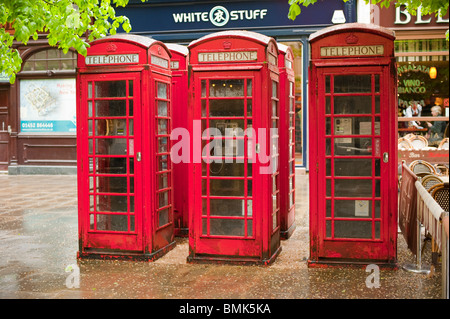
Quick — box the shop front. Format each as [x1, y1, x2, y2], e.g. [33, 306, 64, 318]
[372, 3, 449, 166]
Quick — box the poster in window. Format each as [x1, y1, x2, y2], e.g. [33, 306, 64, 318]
[20, 78, 76, 133]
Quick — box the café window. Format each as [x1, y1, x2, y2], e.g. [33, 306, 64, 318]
[19, 49, 77, 134]
[396, 38, 449, 147]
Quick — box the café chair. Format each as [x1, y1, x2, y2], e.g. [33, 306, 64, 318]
[409, 160, 437, 177]
[438, 138, 449, 150]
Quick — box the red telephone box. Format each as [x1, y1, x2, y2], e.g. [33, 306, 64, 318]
[308, 23, 398, 267]
[278, 43, 296, 240]
[76, 34, 176, 261]
[167, 43, 190, 237]
[187, 31, 281, 264]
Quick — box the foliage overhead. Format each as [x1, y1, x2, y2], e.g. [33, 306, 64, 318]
[0, 0, 146, 83]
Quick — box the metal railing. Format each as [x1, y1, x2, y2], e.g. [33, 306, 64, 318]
[414, 181, 449, 299]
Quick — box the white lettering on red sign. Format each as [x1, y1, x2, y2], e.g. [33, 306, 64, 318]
[85, 54, 139, 65]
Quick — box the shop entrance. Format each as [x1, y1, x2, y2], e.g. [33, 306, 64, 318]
[78, 73, 143, 251]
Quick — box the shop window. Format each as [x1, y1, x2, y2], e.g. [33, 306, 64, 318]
[19, 49, 77, 134]
[22, 49, 77, 72]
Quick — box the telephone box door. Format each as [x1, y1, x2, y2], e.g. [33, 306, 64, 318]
[192, 71, 262, 258]
[315, 66, 392, 260]
[79, 72, 143, 252]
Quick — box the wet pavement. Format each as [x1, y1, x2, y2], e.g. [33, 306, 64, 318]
[0, 171, 444, 299]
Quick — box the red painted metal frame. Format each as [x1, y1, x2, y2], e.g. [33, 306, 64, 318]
[187, 31, 282, 265]
[278, 43, 296, 240]
[308, 24, 398, 268]
[76, 34, 176, 261]
[167, 44, 190, 237]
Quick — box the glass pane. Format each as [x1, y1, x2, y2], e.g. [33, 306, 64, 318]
[334, 96, 372, 114]
[334, 220, 372, 239]
[95, 100, 127, 117]
[334, 158, 372, 176]
[210, 179, 245, 197]
[158, 155, 169, 171]
[334, 117, 373, 136]
[159, 173, 169, 189]
[96, 214, 129, 232]
[325, 76, 330, 93]
[95, 119, 127, 136]
[95, 139, 127, 155]
[96, 176, 128, 194]
[201, 80, 206, 97]
[335, 179, 373, 197]
[96, 195, 128, 212]
[247, 79, 252, 97]
[209, 199, 245, 217]
[209, 119, 246, 137]
[209, 219, 245, 237]
[158, 101, 168, 116]
[334, 138, 372, 156]
[158, 137, 168, 153]
[209, 79, 244, 97]
[95, 81, 127, 97]
[159, 191, 169, 208]
[209, 99, 245, 117]
[128, 80, 133, 97]
[334, 75, 372, 93]
[96, 158, 127, 174]
[158, 208, 169, 227]
[334, 200, 372, 218]
[209, 162, 246, 177]
[157, 82, 167, 99]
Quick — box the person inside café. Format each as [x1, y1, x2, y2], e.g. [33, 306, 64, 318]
[426, 105, 447, 146]
[404, 100, 423, 129]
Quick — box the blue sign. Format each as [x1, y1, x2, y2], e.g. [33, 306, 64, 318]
[116, 0, 347, 36]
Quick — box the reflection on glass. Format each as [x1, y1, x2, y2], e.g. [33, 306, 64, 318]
[334, 138, 372, 156]
[96, 214, 128, 232]
[209, 99, 245, 117]
[209, 79, 244, 97]
[334, 75, 371, 93]
[210, 179, 245, 197]
[209, 219, 245, 236]
[158, 208, 169, 227]
[96, 195, 128, 212]
[334, 96, 372, 114]
[334, 200, 372, 218]
[333, 158, 373, 176]
[96, 157, 127, 174]
[334, 220, 372, 239]
[95, 81, 126, 97]
[95, 100, 127, 117]
[95, 138, 127, 155]
[334, 179, 373, 197]
[158, 101, 168, 116]
[209, 199, 245, 216]
[95, 119, 127, 136]
[157, 82, 167, 99]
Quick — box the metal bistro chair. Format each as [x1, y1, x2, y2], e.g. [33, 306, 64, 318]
[409, 160, 438, 178]
[398, 137, 413, 150]
[434, 164, 449, 176]
[421, 174, 444, 192]
[409, 135, 429, 150]
[438, 137, 449, 150]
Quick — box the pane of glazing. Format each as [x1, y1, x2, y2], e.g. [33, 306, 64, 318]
[208, 162, 246, 177]
[334, 179, 373, 197]
[334, 96, 372, 114]
[209, 99, 245, 117]
[334, 199, 372, 218]
[96, 176, 128, 194]
[334, 138, 372, 156]
[159, 191, 169, 208]
[209, 199, 245, 217]
[157, 82, 167, 99]
[334, 158, 372, 176]
[95, 100, 127, 117]
[334, 220, 372, 239]
[158, 101, 168, 116]
[247, 79, 252, 97]
[95, 138, 127, 155]
[96, 214, 129, 232]
[158, 208, 169, 227]
[334, 75, 372, 93]
[210, 179, 245, 197]
[209, 79, 244, 97]
[209, 219, 246, 237]
[95, 81, 127, 97]
[95, 119, 127, 136]
[95, 157, 127, 174]
[334, 117, 373, 136]
[96, 195, 128, 212]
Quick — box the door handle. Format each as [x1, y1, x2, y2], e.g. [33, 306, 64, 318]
[136, 152, 142, 162]
[383, 152, 389, 163]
